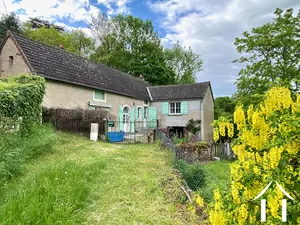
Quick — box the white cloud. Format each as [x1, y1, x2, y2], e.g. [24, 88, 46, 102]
[97, 0, 132, 15]
[149, 0, 300, 96]
[2, 0, 100, 23]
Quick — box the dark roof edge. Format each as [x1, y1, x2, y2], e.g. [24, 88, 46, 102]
[206, 82, 215, 102]
[149, 81, 210, 89]
[151, 97, 204, 102]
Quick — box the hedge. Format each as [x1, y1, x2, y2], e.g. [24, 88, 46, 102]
[0, 74, 46, 134]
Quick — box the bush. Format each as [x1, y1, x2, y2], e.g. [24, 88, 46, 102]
[0, 74, 45, 134]
[42, 107, 113, 135]
[209, 87, 300, 224]
[175, 160, 206, 191]
[0, 124, 58, 185]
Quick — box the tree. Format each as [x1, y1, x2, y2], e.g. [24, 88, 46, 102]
[209, 87, 300, 224]
[27, 17, 64, 31]
[65, 30, 95, 57]
[214, 96, 236, 120]
[90, 13, 176, 85]
[0, 13, 22, 40]
[233, 8, 300, 108]
[23, 26, 94, 57]
[164, 41, 203, 84]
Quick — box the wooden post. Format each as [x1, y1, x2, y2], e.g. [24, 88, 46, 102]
[103, 118, 107, 141]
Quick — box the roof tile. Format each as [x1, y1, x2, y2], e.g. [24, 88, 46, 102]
[11, 33, 150, 100]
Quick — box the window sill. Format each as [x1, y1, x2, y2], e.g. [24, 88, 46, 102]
[92, 99, 106, 103]
[168, 113, 182, 116]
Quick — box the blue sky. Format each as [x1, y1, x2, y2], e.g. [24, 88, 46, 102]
[1, 0, 300, 97]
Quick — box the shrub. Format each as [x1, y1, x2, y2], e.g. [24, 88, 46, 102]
[208, 87, 300, 224]
[0, 74, 45, 134]
[0, 124, 58, 185]
[42, 107, 113, 135]
[186, 119, 201, 135]
[175, 160, 206, 191]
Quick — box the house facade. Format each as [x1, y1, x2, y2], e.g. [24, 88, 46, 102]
[0, 31, 214, 141]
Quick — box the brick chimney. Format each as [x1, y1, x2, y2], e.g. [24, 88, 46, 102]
[59, 43, 64, 49]
[139, 74, 144, 80]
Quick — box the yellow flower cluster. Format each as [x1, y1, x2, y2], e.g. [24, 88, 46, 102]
[209, 190, 227, 225]
[213, 121, 234, 142]
[227, 123, 234, 138]
[213, 127, 219, 141]
[195, 194, 204, 207]
[268, 188, 283, 218]
[234, 106, 245, 130]
[262, 87, 293, 117]
[219, 122, 226, 136]
[208, 87, 300, 225]
[237, 204, 248, 225]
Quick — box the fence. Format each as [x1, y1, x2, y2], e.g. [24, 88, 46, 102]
[159, 131, 231, 203]
[43, 117, 106, 137]
[105, 120, 159, 144]
[42, 107, 109, 137]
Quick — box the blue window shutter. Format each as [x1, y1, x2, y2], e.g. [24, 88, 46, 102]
[162, 102, 169, 115]
[181, 102, 188, 114]
[136, 107, 139, 119]
[118, 106, 123, 131]
[148, 107, 157, 128]
[130, 106, 135, 132]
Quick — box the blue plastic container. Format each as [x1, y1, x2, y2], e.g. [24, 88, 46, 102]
[107, 131, 125, 142]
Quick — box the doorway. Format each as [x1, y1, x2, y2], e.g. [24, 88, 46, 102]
[123, 106, 130, 132]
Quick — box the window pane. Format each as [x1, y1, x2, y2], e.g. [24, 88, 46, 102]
[176, 102, 181, 113]
[138, 107, 142, 119]
[95, 90, 104, 100]
[170, 103, 175, 113]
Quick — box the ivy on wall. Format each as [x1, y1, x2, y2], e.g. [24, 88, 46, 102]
[0, 74, 46, 134]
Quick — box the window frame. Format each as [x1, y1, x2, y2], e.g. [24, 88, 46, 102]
[169, 102, 181, 115]
[144, 106, 148, 119]
[9, 56, 13, 66]
[93, 90, 106, 102]
[137, 106, 143, 120]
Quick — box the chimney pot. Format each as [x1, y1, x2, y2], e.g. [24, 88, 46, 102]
[59, 43, 64, 49]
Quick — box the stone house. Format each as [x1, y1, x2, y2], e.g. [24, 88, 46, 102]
[0, 31, 214, 141]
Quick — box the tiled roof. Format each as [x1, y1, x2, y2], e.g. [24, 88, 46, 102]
[9, 32, 150, 100]
[148, 82, 210, 101]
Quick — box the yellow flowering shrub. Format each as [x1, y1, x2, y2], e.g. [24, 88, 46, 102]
[210, 87, 300, 224]
[212, 117, 234, 141]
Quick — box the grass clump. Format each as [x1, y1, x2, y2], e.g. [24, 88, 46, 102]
[0, 162, 103, 225]
[0, 123, 58, 185]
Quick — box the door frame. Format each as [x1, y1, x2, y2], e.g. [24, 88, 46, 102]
[122, 105, 131, 132]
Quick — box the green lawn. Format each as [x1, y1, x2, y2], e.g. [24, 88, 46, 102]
[198, 160, 232, 202]
[0, 133, 198, 225]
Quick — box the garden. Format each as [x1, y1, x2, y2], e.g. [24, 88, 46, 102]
[0, 74, 200, 224]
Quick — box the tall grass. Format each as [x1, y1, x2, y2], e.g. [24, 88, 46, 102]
[0, 161, 106, 225]
[0, 123, 58, 185]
